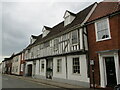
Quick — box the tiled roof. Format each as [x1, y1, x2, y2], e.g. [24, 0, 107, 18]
[26, 3, 96, 49]
[87, 2, 120, 22]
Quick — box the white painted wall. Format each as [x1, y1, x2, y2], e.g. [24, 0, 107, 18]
[12, 55, 21, 75]
[42, 27, 50, 38]
[53, 56, 67, 79]
[35, 60, 40, 75]
[2, 62, 5, 74]
[25, 61, 33, 76]
[64, 11, 75, 26]
[0, 63, 2, 73]
[39, 59, 46, 77]
[67, 55, 89, 83]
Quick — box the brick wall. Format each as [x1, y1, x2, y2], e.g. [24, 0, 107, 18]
[87, 14, 120, 88]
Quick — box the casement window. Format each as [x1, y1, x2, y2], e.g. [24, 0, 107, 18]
[15, 57, 18, 62]
[31, 52, 34, 58]
[71, 30, 78, 44]
[54, 38, 59, 50]
[57, 59, 62, 73]
[40, 44, 44, 50]
[72, 57, 80, 74]
[41, 61, 44, 72]
[95, 18, 111, 41]
[44, 41, 50, 48]
[16, 66, 18, 72]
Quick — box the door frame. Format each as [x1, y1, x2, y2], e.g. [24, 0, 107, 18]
[103, 56, 117, 87]
[98, 51, 120, 88]
[27, 64, 32, 76]
[46, 58, 53, 79]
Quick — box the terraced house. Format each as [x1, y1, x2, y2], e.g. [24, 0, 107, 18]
[11, 52, 25, 76]
[24, 2, 97, 87]
[86, 1, 120, 89]
[2, 1, 120, 89]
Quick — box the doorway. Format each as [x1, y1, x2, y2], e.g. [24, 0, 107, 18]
[27, 64, 32, 76]
[105, 57, 117, 87]
[46, 58, 53, 79]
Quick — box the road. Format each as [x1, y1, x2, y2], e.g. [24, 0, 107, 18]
[2, 74, 64, 89]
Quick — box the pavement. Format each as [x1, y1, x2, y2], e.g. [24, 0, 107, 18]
[2, 74, 103, 90]
[2, 74, 63, 89]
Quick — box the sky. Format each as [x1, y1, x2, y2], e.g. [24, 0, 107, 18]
[1, 0, 104, 62]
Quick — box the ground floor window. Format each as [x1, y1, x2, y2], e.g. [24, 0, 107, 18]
[72, 57, 80, 74]
[41, 61, 44, 72]
[57, 59, 62, 73]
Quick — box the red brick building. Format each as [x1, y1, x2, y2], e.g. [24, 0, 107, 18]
[86, 2, 120, 88]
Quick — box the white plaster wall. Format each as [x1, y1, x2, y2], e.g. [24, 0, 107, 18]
[12, 55, 21, 75]
[67, 55, 89, 83]
[2, 62, 5, 73]
[35, 60, 40, 75]
[42, 30, 50, 38]
[0, 63, 2, 73]
[39, 59, 46, 77]
[25, 61, 33, 76]
[53, 56, 66, 79]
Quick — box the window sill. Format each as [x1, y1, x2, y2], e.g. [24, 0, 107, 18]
[71, 43, 79, 46]
[96, 37, 111, 42]
[56, 72, 62, 74]
[72, 73, 81, 76]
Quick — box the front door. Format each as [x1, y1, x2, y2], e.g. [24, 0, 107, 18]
[105, 57, 117, 87]
[27, 64, 32, 76]
[46, 59, 53, 79]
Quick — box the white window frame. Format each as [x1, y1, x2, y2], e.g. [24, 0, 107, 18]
[54, 38, 59, 51]
[71, 30, 78, 45]
[41, 61, 44, 72]
[95, 18, 111, 42]
[72, 57, 80, 74]
[56, 59, 62, 73]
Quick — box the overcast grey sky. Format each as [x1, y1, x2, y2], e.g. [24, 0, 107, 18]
[1, 0, 103, 62]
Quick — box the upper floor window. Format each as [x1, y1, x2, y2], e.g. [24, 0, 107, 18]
[95, 18, 111, 41]
[72, 30, 78, 44]
[44, 41, 50, 48]
[54, 38, 59, 50]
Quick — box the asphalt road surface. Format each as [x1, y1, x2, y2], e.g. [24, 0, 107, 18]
[2, 74, 64, 89]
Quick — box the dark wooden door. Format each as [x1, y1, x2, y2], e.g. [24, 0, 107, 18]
[27, 65, 32, 76]
[105, 57, 117, 87]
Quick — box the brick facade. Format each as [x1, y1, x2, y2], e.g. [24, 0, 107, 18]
[87, 13, 120, 88]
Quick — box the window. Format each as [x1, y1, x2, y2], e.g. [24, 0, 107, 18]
[16, 66, 18, 72]
[95, 18, 111, 41]
[15, 57, 18, 62]
[31, 52, 34, 58]
[73, 57, 80, 74]
[54, 38, 59, 50]
[41, 61, 44, 72]
[40, 44, 44, 50]
[64, 16, 70, 26]
[44, 41, 50, 48]
[72, 30, 78, 44]
[57, 59, 62, 73]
